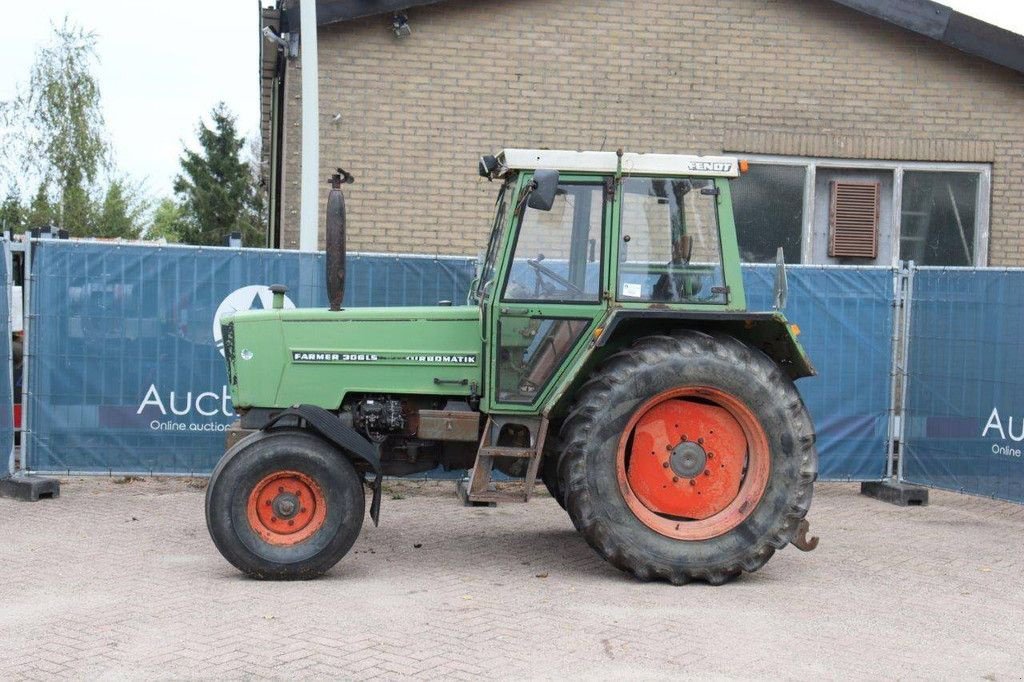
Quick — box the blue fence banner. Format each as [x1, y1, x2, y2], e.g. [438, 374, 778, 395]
[23, 240, 895, 480]
[0, 241, 14, 475]
[901, 268, 1024, 503]
[743, 265, 895, 481]
[25, 241, 475, 474]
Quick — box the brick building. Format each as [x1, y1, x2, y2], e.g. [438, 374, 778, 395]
[259, 0, 1024, 266]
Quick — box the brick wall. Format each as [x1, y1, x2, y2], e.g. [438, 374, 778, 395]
[276, 0, 1024, 265]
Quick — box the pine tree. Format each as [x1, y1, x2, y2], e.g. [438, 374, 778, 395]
[95, 179, 145, 239]
[147, 198, 186, 243]
[25, 185, 57, 229]
[173, 104, 266, 246]
[0, 193, 25, 233]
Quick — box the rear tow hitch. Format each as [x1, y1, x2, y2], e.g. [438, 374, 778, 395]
[792, 519, 819, 552]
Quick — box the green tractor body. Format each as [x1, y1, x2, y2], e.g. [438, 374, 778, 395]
[207, 150, 819, 584]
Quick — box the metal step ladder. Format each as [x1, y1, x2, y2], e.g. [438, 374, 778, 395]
[458, 415, 548, 504]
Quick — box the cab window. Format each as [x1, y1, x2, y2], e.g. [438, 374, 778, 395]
[502, 182, 604, 303]
[617, 177, 727, 304]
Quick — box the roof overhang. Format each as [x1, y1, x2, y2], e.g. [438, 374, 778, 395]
[831, 0, 1024, 75]
[498, 149, 741, 177]
[284, 0, 447, 28]
[284, 0, 1023, 76]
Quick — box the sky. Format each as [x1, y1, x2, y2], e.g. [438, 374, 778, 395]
[2, 1, 267, 199]
[2, 1, 1022, 201]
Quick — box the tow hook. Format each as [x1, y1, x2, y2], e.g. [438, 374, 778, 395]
[792, 519, 820, 552]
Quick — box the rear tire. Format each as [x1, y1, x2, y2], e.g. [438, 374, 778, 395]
[559, 331, 816, 585]
[205, 429, 365, 579]
[540, 433, 566, 509]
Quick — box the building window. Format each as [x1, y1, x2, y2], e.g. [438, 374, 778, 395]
[900, 171, 979, 266]
[731, 164, 805, 264]
[730, 156, 990, 266]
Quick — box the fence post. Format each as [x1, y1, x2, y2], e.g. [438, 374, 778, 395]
[3, 239, 12, 478]
[895, 261, 916, 484]
[861, 260, 928, 506]
[0, 236, 60, 501]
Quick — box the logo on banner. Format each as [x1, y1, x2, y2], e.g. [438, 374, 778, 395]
[137, 285, 296, 433]
[212, 285, 295, 356]
[981, 407, 1024, 458]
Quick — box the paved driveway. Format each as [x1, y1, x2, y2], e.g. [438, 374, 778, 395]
[1, 479, 1022, 680]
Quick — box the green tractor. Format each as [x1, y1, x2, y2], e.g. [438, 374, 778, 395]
[206, 149, 818, 584]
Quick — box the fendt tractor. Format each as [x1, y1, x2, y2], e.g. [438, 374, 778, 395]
[206, 149, 819, 585]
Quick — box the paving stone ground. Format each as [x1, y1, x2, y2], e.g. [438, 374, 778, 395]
[1, 478, 1023, 680]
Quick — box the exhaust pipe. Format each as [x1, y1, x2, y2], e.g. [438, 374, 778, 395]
[326, 168, 354, 311]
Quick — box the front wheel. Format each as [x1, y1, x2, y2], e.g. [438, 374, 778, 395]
[559, 331, 816, 585]
[205, 429, 365, 579]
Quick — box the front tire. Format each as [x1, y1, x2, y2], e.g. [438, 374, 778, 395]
[559, 331, 816, 585]
[205, 429, 365, 579]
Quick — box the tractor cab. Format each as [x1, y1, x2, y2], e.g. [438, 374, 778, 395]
[471, 150, 797, 417]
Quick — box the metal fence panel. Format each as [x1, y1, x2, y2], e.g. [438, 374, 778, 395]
[25, 241, 475, 474]
[900, 268, 1024, 503]
[743, 265, 895, 481]
[0, 241, 14, 474]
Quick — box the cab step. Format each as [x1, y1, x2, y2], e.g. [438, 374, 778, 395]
[462, 416, 548, 504]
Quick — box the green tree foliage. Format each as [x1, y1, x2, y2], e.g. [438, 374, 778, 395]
[0, 193, 26, 233]
[95, 180, 147, 239]
[21, 19, 110, 234]
[25, 186, 57, 230]
[173, 104, 266, 246]
[147, 198, 186, 243]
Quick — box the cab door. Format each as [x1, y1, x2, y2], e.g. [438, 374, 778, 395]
[484, 173, 611, 414]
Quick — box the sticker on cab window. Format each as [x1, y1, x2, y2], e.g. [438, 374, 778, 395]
[621, 282, 643, 298]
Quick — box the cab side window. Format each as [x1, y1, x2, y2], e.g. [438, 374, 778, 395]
[617, 177, 727, 304]
[502, 182, 604, 303]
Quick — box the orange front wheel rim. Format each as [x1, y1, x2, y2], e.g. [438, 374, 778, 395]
[246, 470, 327, 546]
[616, 387, 771, 541]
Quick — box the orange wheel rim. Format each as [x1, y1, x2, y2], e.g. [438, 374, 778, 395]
[246, 470, 327, 546]
[616, 387, 770, 541]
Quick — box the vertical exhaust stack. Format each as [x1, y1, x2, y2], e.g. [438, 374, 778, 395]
[326, 168, 355, 311]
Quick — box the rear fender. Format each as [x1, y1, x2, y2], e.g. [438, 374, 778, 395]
[545, 309, 816, 419]
[595, 310, 815, 380]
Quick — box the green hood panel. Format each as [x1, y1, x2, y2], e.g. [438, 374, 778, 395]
[224, 305, 482, 409]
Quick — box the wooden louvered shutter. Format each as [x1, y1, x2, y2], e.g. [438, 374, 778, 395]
[828, 181, 880, 258]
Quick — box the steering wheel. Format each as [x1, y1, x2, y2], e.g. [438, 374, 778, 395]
[527, 255, 587, 297]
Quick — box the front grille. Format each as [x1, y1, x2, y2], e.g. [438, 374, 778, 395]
[221, 322, 237, 386]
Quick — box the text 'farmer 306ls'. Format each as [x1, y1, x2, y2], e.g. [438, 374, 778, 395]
[206, 150, 819, 585]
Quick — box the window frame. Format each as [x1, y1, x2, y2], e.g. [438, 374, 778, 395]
[499, 177, 608, 305]
[735, 154, 991, 267]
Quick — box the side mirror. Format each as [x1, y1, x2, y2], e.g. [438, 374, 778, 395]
[527, 169, 559, 211]
[478, 155, 499, 179]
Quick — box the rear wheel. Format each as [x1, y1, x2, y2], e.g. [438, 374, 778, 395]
[541, 433, 566, 509]
[205, 429, 365, 579]
[559, 331, 816, 585]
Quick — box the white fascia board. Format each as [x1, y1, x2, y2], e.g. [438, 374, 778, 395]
[498, 149, 740, 177]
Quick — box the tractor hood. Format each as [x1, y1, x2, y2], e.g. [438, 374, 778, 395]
[221, 305, 482, 409]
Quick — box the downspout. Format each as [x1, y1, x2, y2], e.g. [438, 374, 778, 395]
[298, 0, 320, 252]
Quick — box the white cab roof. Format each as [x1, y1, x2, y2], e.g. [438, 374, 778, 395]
[498, 149, 741, 178]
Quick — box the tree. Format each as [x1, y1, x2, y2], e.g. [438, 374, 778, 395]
[18, 19, 110, 234]
[24, 185, 57, 230]
[173, 104, 266, 246]
[95, 179, 147, 239]
[147, 198, 186, 243]
[0, 193, 25, 233]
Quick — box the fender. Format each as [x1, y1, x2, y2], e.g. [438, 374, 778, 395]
[596, 310, 816, 380]
[263, 405, 384, 526]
